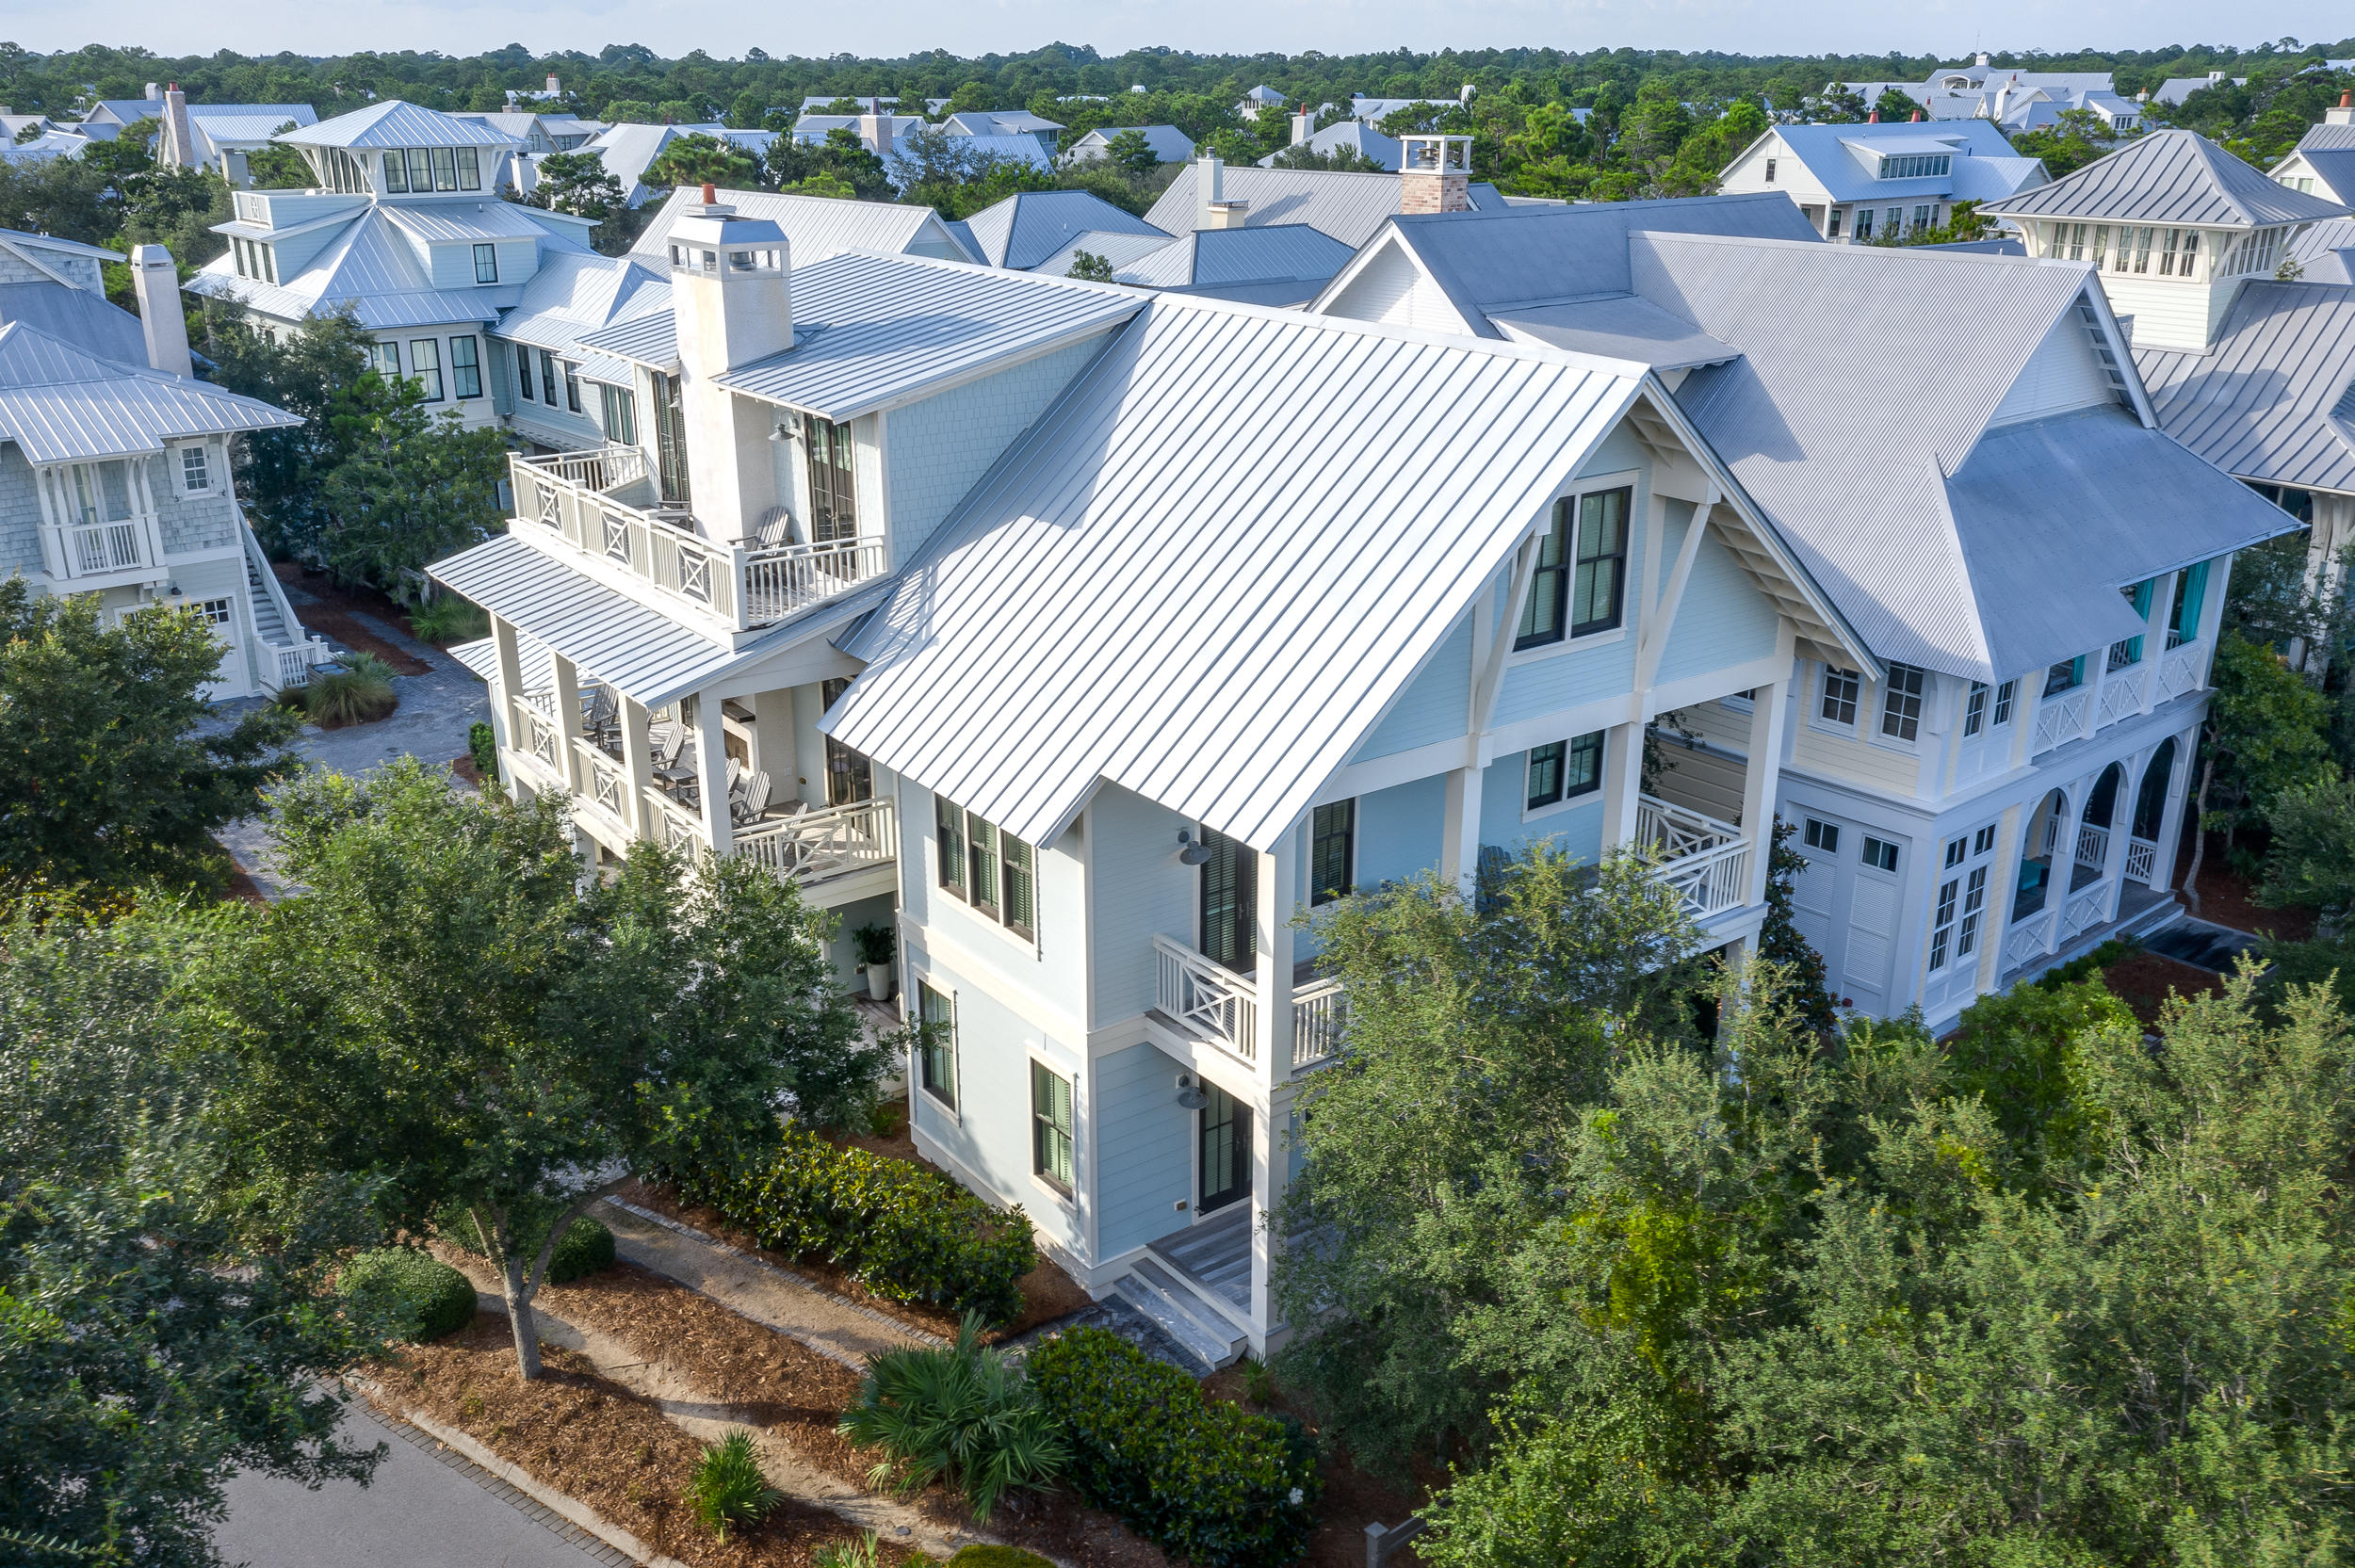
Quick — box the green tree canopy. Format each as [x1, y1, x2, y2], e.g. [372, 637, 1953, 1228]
[642, 130, 759, 189]
[316, 380, 510, 593]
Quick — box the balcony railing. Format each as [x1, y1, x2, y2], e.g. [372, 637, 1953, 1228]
[1634, 795, 1754, 919]
[2124, 835, 2158, 886]
[2032, 688, 2090, 755]
[1291, 976, 1346, 1073]
[2154, 640, 2203, 703]
[733, 798, 898, 886]
[510, 448, 888, 633]
[1155, 935, 1259, 1063]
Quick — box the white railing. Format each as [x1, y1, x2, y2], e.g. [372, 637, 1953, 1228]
[732, 798, 898, 885]
[66, 519, 146, 575]
[2005, 917, 2051, 972]
[2096, 665, 2147, 727]
[2032, 688, 2090, 754]
[1153, 934, 1259, 1064]
[509, 449, 889, 633]
[2154, 641, 2202, 703]
[2062, 883, 2110, 941]
[642, 786, 704, 854]
[2125, 836, 2158, 886]
[1291, 977, 1346, 1073]
[512, 698, 563, 777]
[573, 738, 629, 825]
[1634, 795, 1753, 918]
[2075, 822, 2110, 870]
[1635, 794, 1740, 861]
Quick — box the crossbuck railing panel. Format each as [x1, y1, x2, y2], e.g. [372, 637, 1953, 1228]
[2032, 689, 2090, 755]
[2124, 836, 2158, 887]
[2154, 642, 2202, 703]
[2062, 884, 2110, 941]
[731, 799, 898, 885]
[2004, 917, 2052, 973]
[2096, 666, 2147, 727]
[1153, 934, 1258, 1064]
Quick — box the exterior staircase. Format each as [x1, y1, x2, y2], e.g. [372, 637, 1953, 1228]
[1111, 1254, 1249, 1374]
[245, 553, 290, 644]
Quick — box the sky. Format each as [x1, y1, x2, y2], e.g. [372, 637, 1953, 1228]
[11, 0, 2350, 67]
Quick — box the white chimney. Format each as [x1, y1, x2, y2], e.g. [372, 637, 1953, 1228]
[669, 185, 791, 545]
[1291, 107, 1312, 145]
[144, 81, 161, 102]
[858, 110, 899, 152]
[1196, 154, 1247, 228]
[159, 85, 196, 170]
[546, 74, 560, 96]
[1973, 51, 1990, 67]
[130, 245, 193, 380]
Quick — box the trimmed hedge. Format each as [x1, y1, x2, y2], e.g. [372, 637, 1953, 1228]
[664, 1123, 1034, 1325]
[438, 1211, 617, 1284]
[1027, 1327, 1320, 1568]
[340, 1248, 477, 1343]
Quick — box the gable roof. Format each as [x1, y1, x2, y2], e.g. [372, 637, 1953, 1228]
[826, 296, 1648, 851]
[0, 281, 146, 368]
[497, 251, 670, 353]
[952, 189, 1167, 270]
[1983, 129, 2349, 227]
[1069, 126, 1196, 164]
[282, 99, 522, 152]
[2284, 145, 2355, 206]
[1759, 120, 2032, 204]
[0, 321, 300, 461]
[1058, 224, 1356, 304]
[629, 186, 972, 265]
[2290, 216, 2355, 284]
[2135, 279, 2355, 495]
[1143, 164, 1512, 249]
[1259, 121, 1404, 170]
[187, 202, 580, 330]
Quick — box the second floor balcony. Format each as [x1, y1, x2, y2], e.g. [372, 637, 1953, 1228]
[509, 447, 888, 636]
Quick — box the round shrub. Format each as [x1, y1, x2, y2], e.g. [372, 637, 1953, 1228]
[947, 1548, 1055, 1568]
[340, 1248, 476, 1343]
[437, 1210, 616, 1284]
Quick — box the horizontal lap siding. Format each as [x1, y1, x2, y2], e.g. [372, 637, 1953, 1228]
[1350, 614, 1471, 763]
[1657, 526, 1780, 687]
[1094, 1043, 1192, 1257]
[1087, 783, 1194, 1029]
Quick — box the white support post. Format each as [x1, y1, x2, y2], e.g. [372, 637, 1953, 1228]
[690, 692, 732, 857]
[489, 614, 525, 751]
[2193, 555, 2234, 690]
[1741, 663, 1790, 906]
[549, 652, 585, 796]
[1256, 819, 1298, 1086]
[619, 695, 657, 843]
[1600, 720, 1646, 849]
[1438, 766, 1482, 897]
[2046, 780, 2089, 955]
[1974, 801, 2024, 994]
[2139, 573, 2172, 717]
[2147, 724, 2200, 895]
[1246, 1080, 1292, 1355]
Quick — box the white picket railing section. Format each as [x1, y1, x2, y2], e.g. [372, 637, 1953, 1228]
[2075, 822, 2110, 871]
[67, 519, 145, 574]
[1154, 934, 1259, 1064]
[2032, 688, 2090, 754]
[1291, 977, 1346, 1072]
[2124, 836, 2158, 887]
[511, 449, 888, 632]
[732, 798, 898, 886]
[1634, 795, 1754, 918]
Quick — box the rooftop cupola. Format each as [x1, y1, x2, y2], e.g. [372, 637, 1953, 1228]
[669, 183, 792, 545]
[1400, 134, 1473, 215]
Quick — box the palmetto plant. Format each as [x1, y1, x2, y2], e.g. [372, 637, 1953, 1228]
[836, 1313, 1067, 1521]
[682, 1429, 783, 1543]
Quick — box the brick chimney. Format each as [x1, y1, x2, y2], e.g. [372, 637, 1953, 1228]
[130, 245, 193, 380]
[1400, 135, 1472, 215]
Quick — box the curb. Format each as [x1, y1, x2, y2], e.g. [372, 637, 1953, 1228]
[599, 1196, 952, 1351]
[350, 1381, 691, 1568]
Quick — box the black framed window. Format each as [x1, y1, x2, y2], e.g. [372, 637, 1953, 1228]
[430, 146, 458, 191]
[539, 349, 560, 406]
[1527, 730, 1603, 811]
[407, 339, 443, 401]
[806, 416, 858, 542]
[564, 363, 582, 413]
[1198, 826, 1256, 975]
[599, 383, 636, 444]
[1310, 800, 1355, 905]
[1803, 817, 1840, 853]
[1031, 1060, 1074, 1192]
[916, 981, 955, 1109]
[934, 793, 1033, 938]
[405, 148, 433, 191]
[381, 151, 408, 192]
[449, 335, 482, 398]
[1861, 835, 1900, 873]
[1881, 662, 1925, 741]
[472, 243, 498, 283]
[1199, 1082, 1250, 1212]
[1516, 496, 1571, 649]
[456, 146, 481, 190]
[1820, 667, 1860, 725]
[1001, 834, 1035, 939]
[1527, 741, 1565, 808]
[1569, 488, 1630, 636]
[966, 816, 1000, 921]
[516, 342, 535, 401]
[820, 678, 872, 806]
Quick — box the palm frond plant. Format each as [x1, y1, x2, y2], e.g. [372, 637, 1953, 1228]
[813, 1532, 885, 1568]
[683, 1429, 783, 1543]
[280, 652, 398, 727]
[836, 1313, 1067, 1522]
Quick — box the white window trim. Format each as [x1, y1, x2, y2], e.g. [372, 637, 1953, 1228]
[1503, 467, 1642, 666]
[175, 441, 216, 496]
[934, 803, 1043, 960]
[910, 975, 961, 1127]
[1868, 665, 1926, 755]
[1810, 662, 1863, 736]
[1026, 1047, 1080, 1211]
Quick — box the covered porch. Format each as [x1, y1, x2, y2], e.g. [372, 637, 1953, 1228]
[2000, 731, 2195, 981]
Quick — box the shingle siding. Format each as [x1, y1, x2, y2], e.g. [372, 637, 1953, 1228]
[0, 445, 47, 572]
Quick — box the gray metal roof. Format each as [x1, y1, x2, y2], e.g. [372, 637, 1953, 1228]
[711, 251, 1142, 420]
[0, 321, 300, 462]
[1257, 122, 1404, 171]
[0, 282, 145, 367]
[1142, 165, 1512, 249]
[2136, 279, 2355, 495]
[2290, 217, 2355, 285]
[2297, 123, 2355, 154]
[496, 252, 668, 354]
[627, 186, 973, 265]
[0, 227, 123, 264]
[2291, 148, 2355, 206]
[284, 100, 522, 152]
[954, 189, 1167, 270]
[382, 201, 565, 244]
[1068, 126, 1196, 164]
[826, 296, 1646, 852]
[1492, 296, 1742, 370]
[186, 203, 577, 331]
[1031, 229, 1183, 279]
[570, 307, 681, 370]
[1983, 129, 2349, 228]
[1764, 121, 2034, 204]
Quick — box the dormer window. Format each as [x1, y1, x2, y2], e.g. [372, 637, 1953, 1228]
[1877, 154, 1951, 179]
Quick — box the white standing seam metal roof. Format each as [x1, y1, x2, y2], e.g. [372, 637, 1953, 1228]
[382, 202, 570, 244]
[281, 100, 524, 151]
[951, 189, 1168, 270]
[570, 309, 684, 371]
[707, 252, 1144, 420]
[1493, 297, 1743, 370]
[1068, 126, 1197, 164]
[2136, 280, 2355, 495]
[0, 282, 147, 367]
[1142, 165, 1512, 249]
[498, 252, 670, 354]
[0, 321, 300, 461]
[826, 296, 1648, 852]
[1982, 129, 2351, 228]
[1031, 229, 1183, 278]
[1259, 122, 1405, 171]
[2290, 217, 2355, 285]
[628, 186, 975, 266]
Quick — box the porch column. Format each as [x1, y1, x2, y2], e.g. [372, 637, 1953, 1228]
[489, 613, 525, 755]
[1600, 719, 1646, 849]
[1254, 818, 1298, 1083]
[747, 687, 792, 783]
[1740, 675, 1789, 905]
[2139, 574, 2172, 717]
[2147, 724, 2200, 896]
[2192, 556, 2234, 690]
[1438, 766, 1482, 897]
[793, 683, 830, 808]
[2045, 778, 2090, 955]
[1974, 801, 2024, 994]
[1246, 1079, 1296, 1357]
[549, 652, 585, 796]
[618, 695, 657, 843]
[690, 692, 732, 857]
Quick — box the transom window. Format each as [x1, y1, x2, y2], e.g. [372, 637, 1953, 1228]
[1880, 662, 1925, 742]
[195, 596, 233, 627]
[934, 795, 1035, 940]
[1819, 667, 1861, 726]
[1860, 835, 1900, 874]
[1516, 487, 1630, 648]
[1526, 730, 1604, 811]
[1803, 816, 1840, 853]
[915, 981, 956, 1109]
[1310, 799, 1355, 905]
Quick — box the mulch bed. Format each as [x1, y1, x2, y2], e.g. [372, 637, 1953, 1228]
[2173, 823, 2314, 942]
[2100, 950, 2228, 1028]
[370, 1312, 901, 1567]
[270, 562, 432, 675]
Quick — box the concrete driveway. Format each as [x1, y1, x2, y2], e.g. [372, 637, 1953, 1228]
[215, 1398, 623, 1568]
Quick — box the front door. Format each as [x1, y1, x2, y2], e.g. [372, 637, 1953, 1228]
[1198, 1082, 1251, 1215]
[1198, 826, 1256, 975]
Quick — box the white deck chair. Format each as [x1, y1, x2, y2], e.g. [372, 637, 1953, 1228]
[732, 769, 773, 826]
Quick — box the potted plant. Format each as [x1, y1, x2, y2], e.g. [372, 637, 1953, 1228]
[854, 924, 896, 1001]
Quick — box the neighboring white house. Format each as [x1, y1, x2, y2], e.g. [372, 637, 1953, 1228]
[1144, 154, 1513, 249]
[1064, 125, 1195, 167]
[1717, 119, 2048, 242]
[1032, 224, 1356, 305]
[0, 234, 329, 700]
[2269, 94, 2355, 204]
[1308, 190, 2296, 1030]
[579, 122, 778, 209]
[1259, 121, 1404, 171]
[1842, 57, 2142, 131]
[948, 190, 1167, 270]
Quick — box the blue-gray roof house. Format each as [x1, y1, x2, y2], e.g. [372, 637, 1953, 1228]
[1716, 119, 2048, 243]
